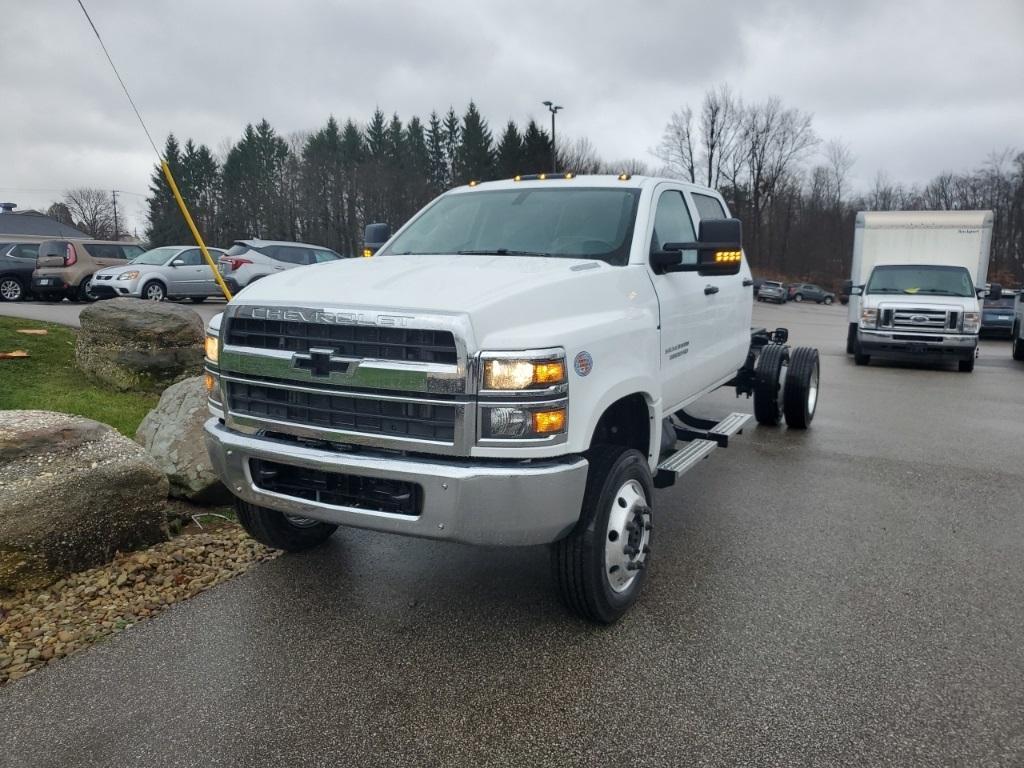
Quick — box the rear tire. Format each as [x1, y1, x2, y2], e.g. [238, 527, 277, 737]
[958, 357, 975, 373]
[0, 276, 24, 302]
[753, 344, 788, 425]
[234, 498, 338, 552]
[783, 347, 820, 428]
[552, 445, 653, 625]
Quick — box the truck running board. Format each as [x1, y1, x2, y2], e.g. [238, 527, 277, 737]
[656, 411, 752, 488]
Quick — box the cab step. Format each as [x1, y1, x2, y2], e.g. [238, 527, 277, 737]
[655, 411, 751, 488]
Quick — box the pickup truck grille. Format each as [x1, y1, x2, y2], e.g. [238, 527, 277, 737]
[881, 308, 958, 332]
[227, 317, 457, 364]
[227, 380, 457, 442]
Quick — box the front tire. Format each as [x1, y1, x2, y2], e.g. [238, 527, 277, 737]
[235, 499, 337, 552]
[793, 293, 804, 302]
[783, 347, 820, 428]
[552, 445, 653, 625]
[1013, 327, 1024, 361]
[846, 323, 857, 354]
[0, 276, 24, 302]
[958, 357, 975, 373]
[824, 296, 833, 305]
[142, 280, 166, 301]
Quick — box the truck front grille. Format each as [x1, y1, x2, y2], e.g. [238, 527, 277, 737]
[227, 317, 457, 364]
[251, 459, 422, 516]
[882, 308, 957, 332]
[228, 381, 457, 442]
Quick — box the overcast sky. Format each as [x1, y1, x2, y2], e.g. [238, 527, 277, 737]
[1, 0, 1022, 235]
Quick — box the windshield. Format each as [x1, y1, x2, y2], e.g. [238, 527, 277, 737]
[866, 265, 975, 297]
[381, 187, 642, 266]
[131, 247, 182, 266]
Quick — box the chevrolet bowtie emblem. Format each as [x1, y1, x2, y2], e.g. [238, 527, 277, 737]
[292, 347, 358, 377]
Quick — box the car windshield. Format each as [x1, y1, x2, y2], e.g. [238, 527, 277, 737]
[764, 282, 782, 288]
[131, 247, 182, 266]
[984, 297, 1015, 309]
[866, 265, 974, 297]
[381, 187, 642, 266]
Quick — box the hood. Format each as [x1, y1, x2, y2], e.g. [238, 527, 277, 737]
[865, 292, 978, 309]
[95, 263, 160, 278]
[230, 254, 657, 350]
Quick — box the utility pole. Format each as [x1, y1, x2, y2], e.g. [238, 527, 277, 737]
[542, 101, 563, 173]
[111, 189, 119, 240]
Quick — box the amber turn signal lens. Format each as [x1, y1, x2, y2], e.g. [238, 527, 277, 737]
[532, 408, 566, 434]
[533, 361, 566, 385]
[714, 250, 742, 263]
[204, 373, 216, 393]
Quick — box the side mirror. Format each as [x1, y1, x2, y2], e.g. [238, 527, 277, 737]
[653, 218, 743, 275]
[171, 259, 185, 267]
[363, 223, 391, 257]
[849, 285, 863, 296]
[987, 283, 1003, 301]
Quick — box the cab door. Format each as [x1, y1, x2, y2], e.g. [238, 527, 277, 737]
[647, 186, 715, 410]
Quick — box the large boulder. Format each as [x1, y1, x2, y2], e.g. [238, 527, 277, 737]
[0, 411, 169, 592]
[136, 376, 229, 505]
[75, 298, 205, 392]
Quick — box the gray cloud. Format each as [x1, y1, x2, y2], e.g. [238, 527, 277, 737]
[1, 0, 1021, 235]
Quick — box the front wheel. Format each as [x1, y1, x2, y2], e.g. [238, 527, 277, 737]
[142, 281, 166, 301]
[846, 323, 857, 355]
[235, 499, 338, 551]
[1013, 328, 1024, 361]
[0, 276, 24, 302]
[793, 294, 804, 302]
[77, 278, 97, 302]
[552, 445, 653, 624]
[958, 357, 975, 373]
[824, 296, 833, 305]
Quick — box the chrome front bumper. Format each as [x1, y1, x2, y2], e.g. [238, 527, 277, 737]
[204, 419, 588, 546]
[858, 329, 978, 358]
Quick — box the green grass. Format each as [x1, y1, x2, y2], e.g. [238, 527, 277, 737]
[0, 317, 158, 436]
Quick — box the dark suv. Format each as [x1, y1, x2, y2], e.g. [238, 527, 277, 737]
[0, 242, 41, 301]
[787, 283, 835, 304]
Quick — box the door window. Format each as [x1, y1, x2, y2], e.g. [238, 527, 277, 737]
[86, 244, 125, 259]
[10, 244, 39, 260]
[268, 246, 312, 265]
[651, 190, 697, 266]
[177, 249, 203, 266]
[691, 193, 728, 221]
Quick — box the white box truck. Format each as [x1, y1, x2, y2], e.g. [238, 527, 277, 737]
[845, 210, 999, 372]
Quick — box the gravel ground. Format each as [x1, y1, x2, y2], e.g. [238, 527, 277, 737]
[0, 524, 276, 685]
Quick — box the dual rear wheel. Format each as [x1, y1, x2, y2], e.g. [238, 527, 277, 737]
[753, 344, 819, 428]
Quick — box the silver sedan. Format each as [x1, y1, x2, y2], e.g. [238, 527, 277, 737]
[91, 245, 227, 302]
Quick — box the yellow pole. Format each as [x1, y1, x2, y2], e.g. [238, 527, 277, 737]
[161, 160, 233, 301]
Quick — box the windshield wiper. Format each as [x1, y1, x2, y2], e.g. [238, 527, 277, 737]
[457, 249, 552, 257]
[908, 289, 961, 295]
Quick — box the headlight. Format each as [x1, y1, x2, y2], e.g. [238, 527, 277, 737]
[481, 404, 567, 439]
[481, 354, 566, 391]
[860, 307, 878, 329]
[117, 270, 140, 281]
[963, 311, 981, 333]
[205, 334, 219, 364]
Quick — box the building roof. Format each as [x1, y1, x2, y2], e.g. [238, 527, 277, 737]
[0, 209, 89, 239]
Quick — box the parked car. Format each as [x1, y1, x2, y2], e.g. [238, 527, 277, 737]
[0, 242, 41, 301]
[32, 239, 145, 301]
[91, 245, 227, 302]
[216, 240, 345, 291]
[757, 280, 786, 303]
[980, 293, 1016, 337]
[788, 282, 835, 304]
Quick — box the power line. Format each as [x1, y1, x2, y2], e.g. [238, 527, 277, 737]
[75, 0, 161, 160]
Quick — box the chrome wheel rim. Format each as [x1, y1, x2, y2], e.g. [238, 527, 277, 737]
[605, 479, 651, 593]
[0, 279, 21, 300]
[807, 360, 820, 415]
[145, 284, 164, 300]
[284, 513, 319, 528]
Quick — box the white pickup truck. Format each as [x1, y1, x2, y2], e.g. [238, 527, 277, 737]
[202, 174, 821, 623]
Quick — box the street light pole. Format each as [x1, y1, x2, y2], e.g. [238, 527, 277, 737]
[542, 100, 562, 173]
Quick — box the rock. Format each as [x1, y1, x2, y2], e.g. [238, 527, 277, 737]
[135, 377, 229, 505]
[0, 411, 168, 592]
[75, 298, 205, 392]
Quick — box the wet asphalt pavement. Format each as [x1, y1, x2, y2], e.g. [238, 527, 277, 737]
[2, 302, 1023, 767]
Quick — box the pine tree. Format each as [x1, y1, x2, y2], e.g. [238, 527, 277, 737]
[405, 116, 433, 214]
[522, 120, 552, 175]
[454, 101, 495, 184]
[496, 120, 525, 179]
[146, 134, 190, 246]
[442, 107, 461, 185]
[426, 111, 449, 193]
[220, 119, 290, 240]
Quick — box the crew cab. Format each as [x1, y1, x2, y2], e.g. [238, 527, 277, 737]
[202, 175, 821, 623]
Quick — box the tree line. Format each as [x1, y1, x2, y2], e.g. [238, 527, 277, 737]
[55, 93, 1023, 285]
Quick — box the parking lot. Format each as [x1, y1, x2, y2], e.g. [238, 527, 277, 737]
[2, 300, 1022, 767]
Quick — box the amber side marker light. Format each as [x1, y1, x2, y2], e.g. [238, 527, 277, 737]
[468, 180, 479, 187]
[532, 408, 566, 434]
[204, 373, 216, 393]
[714, 250, 742, 263]
[617, 173, 632, 181]
[362, 248, 373, 258]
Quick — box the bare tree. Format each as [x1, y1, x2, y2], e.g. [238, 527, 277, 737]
[557, 136, 603, 174]
[653, 107, 696, 182]
[824, 139, 855, 207]
[46, 202, 76, 227]
[700, 85, 741, 188]
[602, 157, 651, 176]
[62, 188, 115, 238]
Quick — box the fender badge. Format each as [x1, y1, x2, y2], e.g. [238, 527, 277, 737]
[574, 351, 593, 377]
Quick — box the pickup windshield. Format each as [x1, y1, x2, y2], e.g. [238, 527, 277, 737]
[381, 187, 642, 266]
[866, 265, 975, 297]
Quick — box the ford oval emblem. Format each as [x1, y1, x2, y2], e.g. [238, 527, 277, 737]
[911, 315, 928, 324]
[574, 351, 593, 377]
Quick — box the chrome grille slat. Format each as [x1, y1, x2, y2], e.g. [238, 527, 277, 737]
[882, 307, 953, 333]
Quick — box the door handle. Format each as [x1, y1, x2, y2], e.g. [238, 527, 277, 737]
[742, 278, 754, 287]
[704, 285, 719, 295]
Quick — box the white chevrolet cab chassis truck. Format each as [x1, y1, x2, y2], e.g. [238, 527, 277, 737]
[203, 175, 821, 623]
